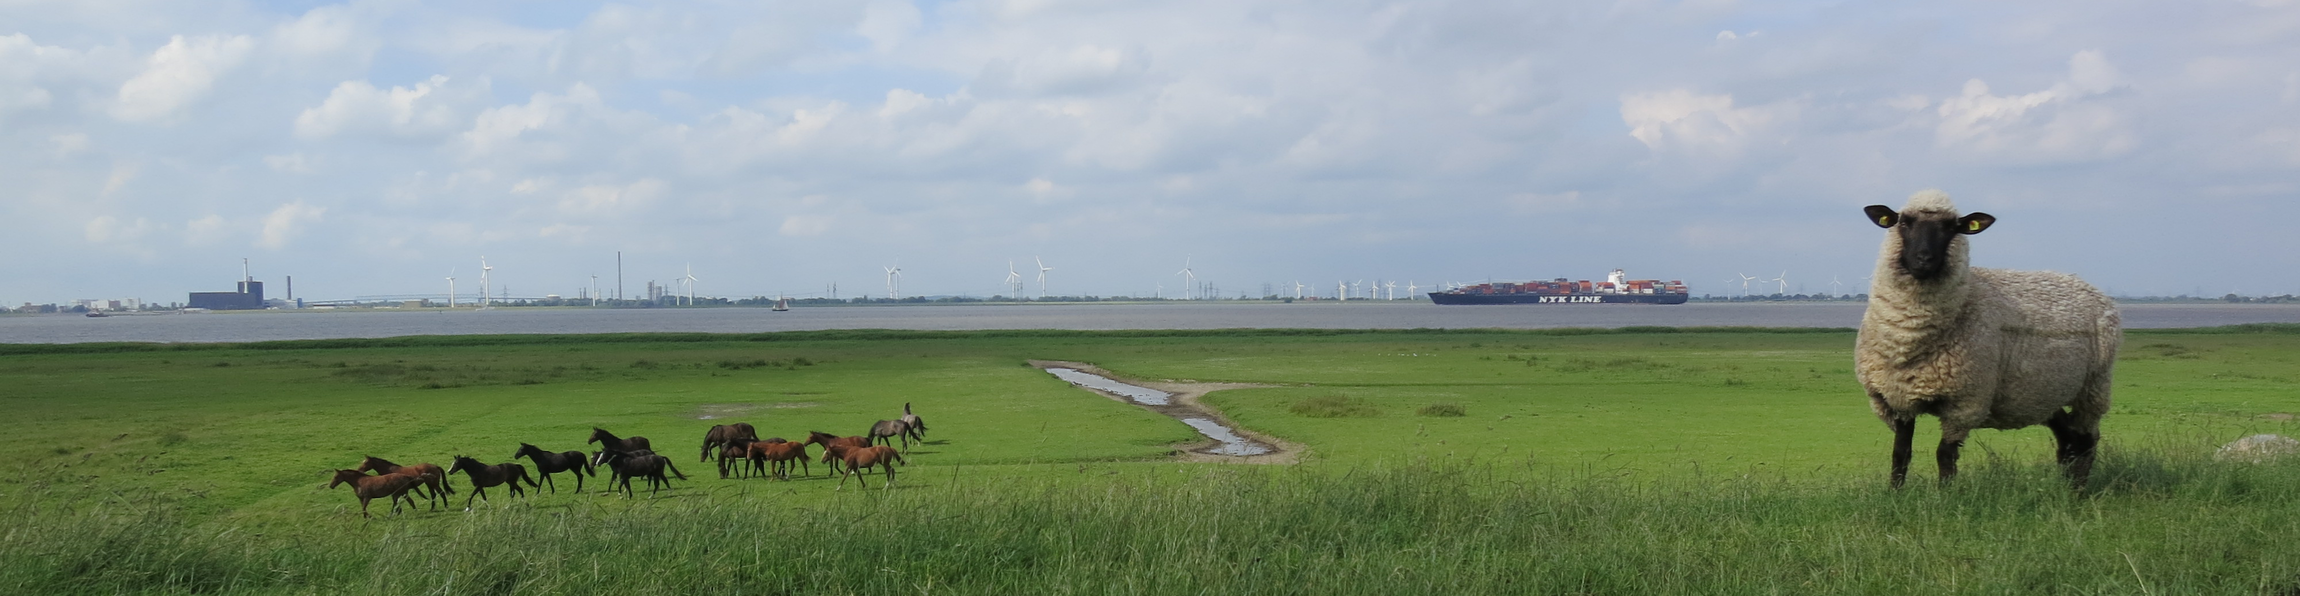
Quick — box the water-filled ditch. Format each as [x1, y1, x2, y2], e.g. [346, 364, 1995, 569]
[1044, 366, 1274, 457]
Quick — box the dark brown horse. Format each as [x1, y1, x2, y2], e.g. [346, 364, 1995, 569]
[700, 422, 759, 462]
[828, 444, 906, 490]
[748, 440, 811, 479]
[867, 419, 913, 451]
[512, 443, 593, 493]
[598, 449, 686, 497]
[447, 455, 535, 510]
[588, 427, 652, 454]
[807, 431, 871, 474]
[329, 469, 425, 518]
[900, 402, 928, 444]
[353, 456, 452, 511]
[716, 438, 758, 479]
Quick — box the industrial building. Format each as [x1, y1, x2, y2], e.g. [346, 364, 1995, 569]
[189, 259, 267, 310]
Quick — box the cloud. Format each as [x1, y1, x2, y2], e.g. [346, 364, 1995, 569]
[184, 214, 228, 246]
[557, 178, 666, 215]
[264, 153, 313, 173]
[1619, 90, 1796, 154]
[780, 214, 833, 237]
[50, 133, 90, 157]
[295, 75, 485, 139]
[257, 201, 324, 249]
[111, 35, 254, 123]
[1930, 50, 2135, 163]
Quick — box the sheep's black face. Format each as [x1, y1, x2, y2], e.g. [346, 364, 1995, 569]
[1864, 205, 1995, 282]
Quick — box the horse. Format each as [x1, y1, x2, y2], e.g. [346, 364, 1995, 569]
[328, 469, 425, 518]
[598, 449, 686, 497]
[716, 438, 758, 479]
[447, 455, 535, 510]
[700, 422, 759, 462]
[867, 419, 913, 451]
[828, 444, 906, 490]
[900, 402, 928, 444]
[748, 440, 810, 480]
[512, 443, 593, 493]
[592, 447, 658, 487]
[353, 456, 452, 511]
[806, 431, 871, 474]
[588, 427, 652, 454]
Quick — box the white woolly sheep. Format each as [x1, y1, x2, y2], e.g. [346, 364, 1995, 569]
[1855, 190, 2121, 489]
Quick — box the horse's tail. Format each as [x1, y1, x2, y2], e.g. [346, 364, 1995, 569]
[522, 468, 539, 488]
[893, 451, 909, 466]
[663, 458, 687, 481]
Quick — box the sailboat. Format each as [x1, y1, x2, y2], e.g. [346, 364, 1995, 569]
[772, 295, 790, 312]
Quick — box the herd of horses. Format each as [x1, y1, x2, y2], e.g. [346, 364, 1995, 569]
[325, 403, 930, 517]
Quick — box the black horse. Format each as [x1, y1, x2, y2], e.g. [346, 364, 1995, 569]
[588, 427, 652, 454]
[700, 422, 759, 462]
[512, 442, 593, 493]
[598, 449, 686, 497]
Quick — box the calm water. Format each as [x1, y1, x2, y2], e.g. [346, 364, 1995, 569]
[1044, 367, 1272, 457]
[5, 302, 2299, 344]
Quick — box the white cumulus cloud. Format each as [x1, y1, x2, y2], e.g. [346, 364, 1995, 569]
[111, 35, 254, 123]
[258, 201, 324, 249]
[1620, 90, 1795, 153]
[1932, 50, 2135, 162]
[295, 75, 483, 139]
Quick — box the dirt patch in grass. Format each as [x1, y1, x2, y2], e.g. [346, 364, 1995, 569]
[690, 402, 818, 420]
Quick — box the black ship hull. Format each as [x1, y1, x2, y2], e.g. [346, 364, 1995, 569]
[1427, 292, 1688, 305]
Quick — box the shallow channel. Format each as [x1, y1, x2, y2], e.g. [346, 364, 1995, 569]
[1044, 367, 1273, 457]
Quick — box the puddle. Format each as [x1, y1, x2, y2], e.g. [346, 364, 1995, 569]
[1049, 367, 1172, 405]
[1044, 367, 1273, 457]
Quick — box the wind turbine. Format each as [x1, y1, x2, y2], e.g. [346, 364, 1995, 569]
[1005, 261, 1024, 298]
[1294, 281, 1305, 300]
[884, 266, 901, 300]
[1036, 256, 1053, 298]
[590, 275, 599, 306]
[1337, 281, 1347, 301]
[1829, 276, 1844, 298]
[1385, 281, 1398, 300]
[445, 269, 457, 308]
[1768, 271, 1788, 296]
[1736, 273, 1756, 298]
[480, 257, 493, 308]
[1154, 281, 1163, 299]
[1175, 257, 1197, 300]
[1406, 281, 1417, 299]
[683, 264, 699, 306]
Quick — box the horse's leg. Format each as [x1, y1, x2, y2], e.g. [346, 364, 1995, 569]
[360, 496, 372, 518]
[837, 466, 850, 491]
[884, 463, 895, 488]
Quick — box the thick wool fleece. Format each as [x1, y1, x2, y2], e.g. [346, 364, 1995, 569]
[1855, 191, 2121, 432]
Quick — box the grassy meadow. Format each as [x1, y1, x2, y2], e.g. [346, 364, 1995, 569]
[2, 326, 2297, 594]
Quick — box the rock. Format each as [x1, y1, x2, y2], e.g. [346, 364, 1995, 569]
[2215, 434, 2300, 463]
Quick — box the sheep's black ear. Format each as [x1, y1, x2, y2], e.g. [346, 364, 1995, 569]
[1863, 205, 1898, 228]
[1957, 212, 1995, 235]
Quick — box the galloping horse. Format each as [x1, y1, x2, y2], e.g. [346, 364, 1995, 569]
[867, 420, 913, 452]
[700, 423, 759, 462]
[447, 455, 535, 510]
[329, 469, 425, 518]
[353, 456, 452, 511]
[899, 403, 928, 444]
[588, 427, 652, 454]
[598, 449, 686, 497]
[748, 440, 811, 479]
[512, 443, 593, 493]
[806, 431, 871, 474]
[827, 444, 906, 490]
[716, 438, 758, 479]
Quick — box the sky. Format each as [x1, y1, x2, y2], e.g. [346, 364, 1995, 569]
[5, 0, 2299, 305]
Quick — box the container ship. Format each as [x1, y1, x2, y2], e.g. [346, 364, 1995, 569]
[1428, 269, 1689, 305]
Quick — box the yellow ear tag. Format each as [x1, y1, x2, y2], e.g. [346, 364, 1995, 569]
[1878, 216, 1890, 226]
[1967, 220, 1981, 231]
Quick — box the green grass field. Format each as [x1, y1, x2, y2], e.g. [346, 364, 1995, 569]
[2, 327, 2297, 594]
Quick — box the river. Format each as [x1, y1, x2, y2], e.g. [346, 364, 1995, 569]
[5, 302, 2298, 344]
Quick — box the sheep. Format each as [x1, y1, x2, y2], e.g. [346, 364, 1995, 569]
[1855, 189, 2121, 489]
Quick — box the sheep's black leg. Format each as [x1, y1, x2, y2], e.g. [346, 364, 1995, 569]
[1936, 426, 1970, 486]
[1889, 417, 1916, 489]
[2045, 411, 2099, 490]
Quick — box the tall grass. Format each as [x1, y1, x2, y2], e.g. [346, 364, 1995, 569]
[6, 444, 2297, 595]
